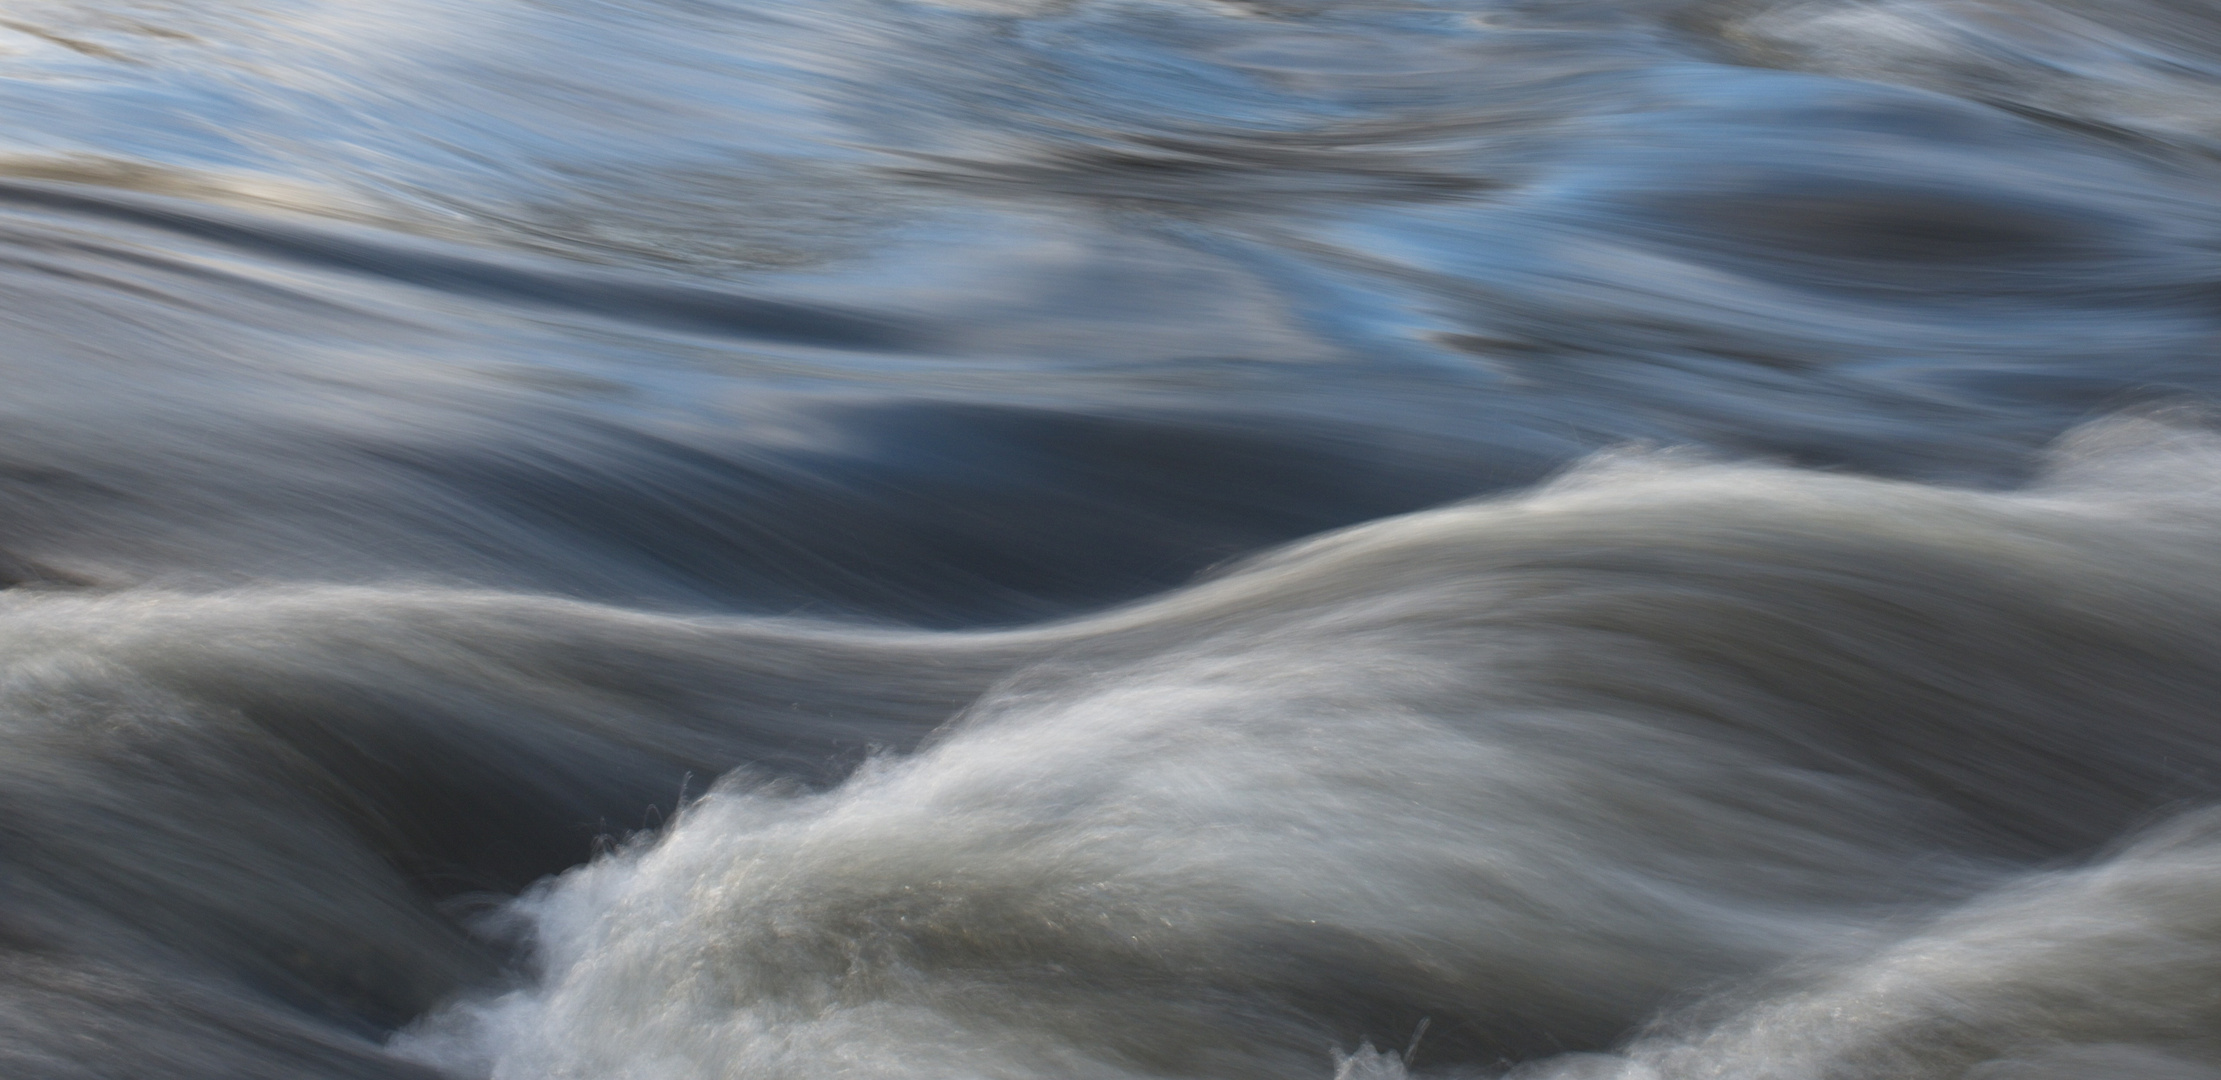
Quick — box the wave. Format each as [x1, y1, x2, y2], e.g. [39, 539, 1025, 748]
[330, 417, 2221, 1079]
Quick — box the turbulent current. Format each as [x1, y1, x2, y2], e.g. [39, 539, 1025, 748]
[15, 0, 2221, 1077]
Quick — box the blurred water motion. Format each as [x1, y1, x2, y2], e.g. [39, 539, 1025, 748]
[7, 0, 2221, 1077]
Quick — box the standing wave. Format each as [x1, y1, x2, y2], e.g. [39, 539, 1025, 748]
[328, 416, 2221, 1080]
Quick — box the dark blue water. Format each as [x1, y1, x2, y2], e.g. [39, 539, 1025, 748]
[10, 1, 2221, 1077]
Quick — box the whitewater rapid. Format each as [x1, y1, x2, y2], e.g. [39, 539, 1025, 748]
[359, 420, 2221, 1080]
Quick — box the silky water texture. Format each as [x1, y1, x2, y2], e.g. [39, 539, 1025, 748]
[3, 0, 2221, 1078]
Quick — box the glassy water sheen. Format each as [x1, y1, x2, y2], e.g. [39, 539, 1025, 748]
[14, 0, 2221, 1076]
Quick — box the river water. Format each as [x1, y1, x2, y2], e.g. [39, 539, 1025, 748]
[9, 0, 2221, 1077]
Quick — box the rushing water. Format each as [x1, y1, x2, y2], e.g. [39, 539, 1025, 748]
[11, 0, 2221, 1077]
